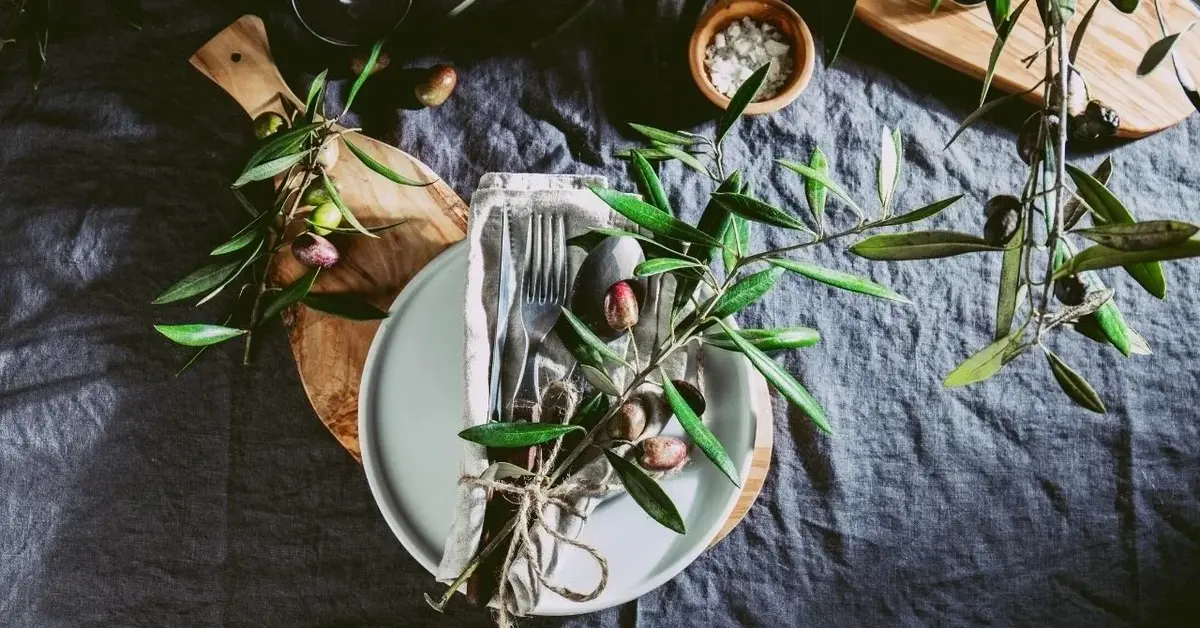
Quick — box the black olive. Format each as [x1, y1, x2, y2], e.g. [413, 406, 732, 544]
[1070, 100, 1121, 141]
[982, 195, 1021, 245]
[1054, 276, 1087, 306]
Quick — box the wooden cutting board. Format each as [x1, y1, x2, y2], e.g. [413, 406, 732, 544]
[189, 15, 771, 545]
[856, 0, 1200, 137]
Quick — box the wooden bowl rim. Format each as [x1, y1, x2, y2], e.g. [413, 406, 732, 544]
[688, 0, 816, 116]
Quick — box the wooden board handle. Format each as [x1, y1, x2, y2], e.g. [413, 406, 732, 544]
[189, 15, 299, 120]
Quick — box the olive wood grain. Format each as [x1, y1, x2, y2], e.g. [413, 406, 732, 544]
[856, 0, 1200, 138]
[189, 15, 771, 548]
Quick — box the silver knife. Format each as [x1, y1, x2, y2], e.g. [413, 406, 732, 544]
[488, 210, 515, 423]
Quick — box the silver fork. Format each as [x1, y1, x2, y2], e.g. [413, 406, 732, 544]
[511, 212, 568, 408]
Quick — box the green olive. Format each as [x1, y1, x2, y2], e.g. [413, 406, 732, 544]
[301, 176, 336, 206]
[309, 202, 343, 235]
[414, 64, 458, 108]
[253, 112, 287, 139]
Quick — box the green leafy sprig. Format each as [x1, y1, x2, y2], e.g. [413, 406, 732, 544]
[852, 0, 1200, 413]
[429, 63, 963, 613]
[152, 46, 416, 371]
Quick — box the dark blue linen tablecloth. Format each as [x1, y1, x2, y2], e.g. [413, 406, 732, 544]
[1, 1, 1197, 626]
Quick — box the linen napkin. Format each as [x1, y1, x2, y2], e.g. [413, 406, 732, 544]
[436, 173, 687, 614]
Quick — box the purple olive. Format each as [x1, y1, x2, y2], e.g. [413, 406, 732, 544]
[639, 436, 687, 471]
[608, 400, 647, 441]
[604, 281, 639, 332]
[292, 232, 340, 268]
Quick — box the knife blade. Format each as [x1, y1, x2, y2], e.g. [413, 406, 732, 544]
[487, 210, 515, 423]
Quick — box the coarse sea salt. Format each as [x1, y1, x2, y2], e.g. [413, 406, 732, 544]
[704, 17, 793, 100]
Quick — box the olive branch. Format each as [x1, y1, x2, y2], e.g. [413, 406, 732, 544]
[845, 0, 1200, 412]
[428, 64, 963, 619]
[151, 42, 425, 372]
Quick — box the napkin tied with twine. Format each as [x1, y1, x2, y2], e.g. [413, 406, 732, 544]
[437, 173, 686, 620]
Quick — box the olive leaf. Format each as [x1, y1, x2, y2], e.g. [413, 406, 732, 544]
[661, 374, 740, 487]
[569, 227, 677, 258]
[716, 63, 770, 145]
[943, 330, 1023, 388]
[243, 122, 323, 171]
[261, 268, 320, 322]
[629, 124, 701, 146]
[1044, 289, 1115, 330]
[776, 159, 868, 218]
[654, 143, 713, 178]
[590, 187, 721, 247]
[305, 218, 409, 234]
[981, 0, 1031, 105]
[630, 151, 671, 214]
[614, 147, 675, 162]
[197, 239, 265, 307]
[210, 227, 264, 257]
[1053, 239, 1200, 278]
[674, 171, 744, 315]
[302, 293, 389, 320]
[559, 307, 632, 368]
[634, 258, 705, 278]
[995, 219, 1025, 339]
[582, 364, 622, 396]
[602, 450, 686, 534]
[345, 139, 431, 186]
[231, 150, 311, 188]
[304, 70, 328, 117]
[1067, 163, 1166, 298]
[945, 83, 1042, 148]
[1073, 220, 1199, 251]
[722, 216, 752, 275]
[682, 266, 785, 332]
[712, 192, 813, 233]
[153, 260, 242, 304]
[322, 172, 379, 239]
[768, 258, 911, 303]
[554, 315, 604, 369]
[693, 171, 744, 261]
[1063, 157, 1112, 229]
[458, 422, 583, 448]
[1044, 350, 1107, 413]
[986, 0, 1012, 31]
[825, 0, 858, 68]
[716, 320, 830, 433]
[154, 323, 247, 347]
[877, 127, 903, 212]
[344, 38, 385, 113]
[703, 326, 821, 352]
[211, 203, 281, 255]
[1082, 271, 1147, 356]
[1108, 0, 1137, 13]
[1138, 20, 1196, 75]
[805, 147, 828, 227]
[850, 231, 1004, 260]
[874, 195, 964, 228]
[1070, 0, 1102, 63]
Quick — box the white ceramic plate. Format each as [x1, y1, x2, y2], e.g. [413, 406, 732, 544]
[359, 241, 757, 615]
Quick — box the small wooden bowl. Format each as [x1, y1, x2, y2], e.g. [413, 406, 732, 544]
[689, 0, 816, 116]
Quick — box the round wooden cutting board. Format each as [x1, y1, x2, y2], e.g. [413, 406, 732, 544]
[189, 15, 771, 545]
[856, 0, 1200, 138]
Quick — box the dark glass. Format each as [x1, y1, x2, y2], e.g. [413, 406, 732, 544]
[291, 0, 414, 47]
